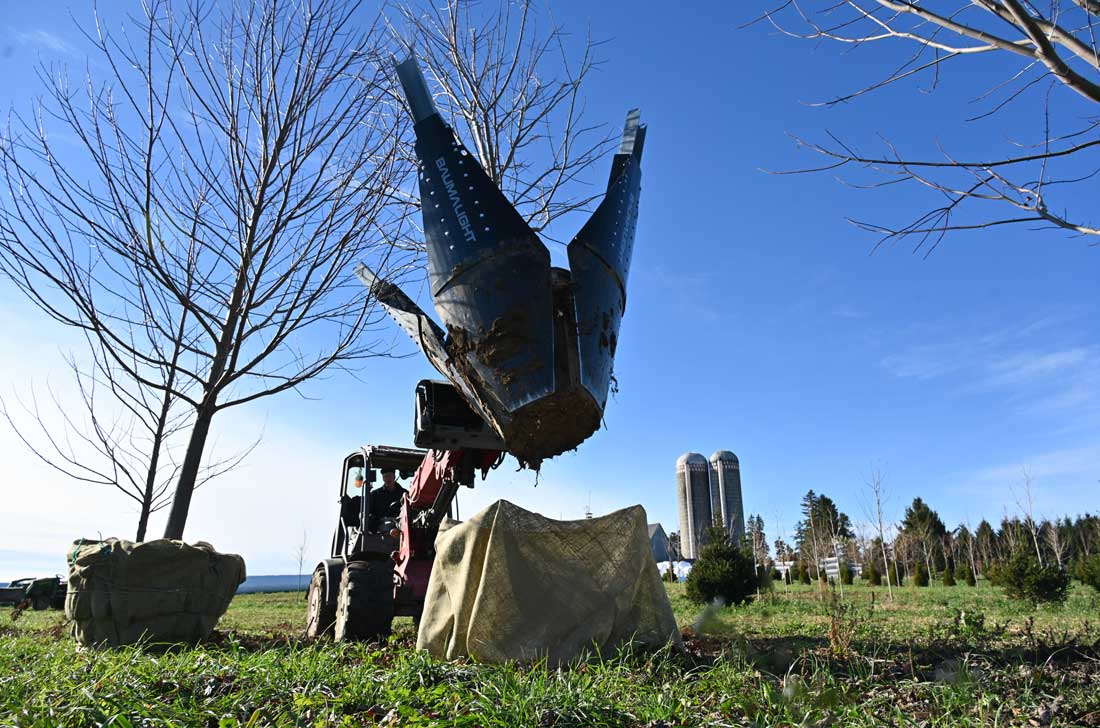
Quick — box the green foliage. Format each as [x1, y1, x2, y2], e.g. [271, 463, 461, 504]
[988, 551, 1071, 605]
[799, 562, 811, 584]
[1078, 554, 1100, 594]
[941, 567, 956, 586]
[662, 562, 677, 583]
[823, 591, 871, 658]
[913, 563, 929, 587]
[954, 562, 974, 586]
[5, 584, 1100, 726]
[900, 498, 947, 539]
[756, 565, 774, 594]
[685, 530, 758, 606]
[840, 565, 854, 585]
[889, 562, 903, 587]
[866, 563, 881, 586]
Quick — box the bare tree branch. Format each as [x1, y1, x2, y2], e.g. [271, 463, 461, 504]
[757, 0, 1100, 250]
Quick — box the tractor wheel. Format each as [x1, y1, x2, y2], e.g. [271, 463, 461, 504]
[305, 565, 337, 639]
[31, 595, 50, 611]
[334, 561, 394, 642]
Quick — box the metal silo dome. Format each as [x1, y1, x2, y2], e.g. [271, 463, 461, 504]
[676, 452, 708, 469]
[676, 452, 712, 559]
[709, 450, 744, 543]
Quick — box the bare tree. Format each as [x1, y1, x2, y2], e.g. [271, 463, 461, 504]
[389, 0, 615, 244]
[827, 514, 847, 598]
[961, 518, 980, 579]
[1014, 466, 1045, 564]
[294, 527, 309, 598]
[773, 508, 792, 593]
[862, 467, 894, 600]
[0, 0, 410, 540]
[1044, 518, 1068, 567]
[757, 1, 1100, 253]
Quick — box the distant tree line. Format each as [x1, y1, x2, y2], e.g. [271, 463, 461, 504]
[718, 492, 1100, 592]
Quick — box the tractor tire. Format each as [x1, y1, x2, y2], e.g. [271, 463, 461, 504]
[334, 561, 394, 643]
[305, 565, 337, 639]
[31, 595, 50, 611]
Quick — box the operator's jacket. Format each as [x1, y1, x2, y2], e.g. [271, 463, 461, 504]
[367, 485, 407, 531]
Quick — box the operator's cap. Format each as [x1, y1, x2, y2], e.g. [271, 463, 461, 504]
[380, 467, 395, 475]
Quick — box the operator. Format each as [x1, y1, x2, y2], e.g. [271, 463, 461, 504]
[340, 471, 366, 526]
[367, 468, 407, 530]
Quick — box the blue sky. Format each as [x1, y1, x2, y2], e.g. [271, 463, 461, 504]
[0, 2, 1097, 576]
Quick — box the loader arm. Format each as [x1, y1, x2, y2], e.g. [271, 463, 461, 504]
[394, 448, 502, 606]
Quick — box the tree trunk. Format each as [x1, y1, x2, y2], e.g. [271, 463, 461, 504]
[1030, 524, 1044, 566]
[162, 402, 216, 540]
[135, 504, 150, 542]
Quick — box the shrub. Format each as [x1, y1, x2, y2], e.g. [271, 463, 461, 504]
[840, 565, 854, 585]
[799, 563, 811, 585]
[888, 563, 903, 587]
[662, 563, 677, 583]
[990, 551, 1070, 605]
[824, 591, 871, 657]
[954, 562, 974, 586]
[966, 567, 977, 587]
[1078, 554, 1100, 594]
[941, 567, 956, 586]
[757, 565, 774, 593]
[867, 563, 881, 586]
[913, 563, 929, 587]
[685, 535, 758, 606]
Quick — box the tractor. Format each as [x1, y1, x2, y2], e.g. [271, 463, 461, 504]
[0, 575, 66, 611]
[304, 55, 645, 641]
[305, 380, 504, 640]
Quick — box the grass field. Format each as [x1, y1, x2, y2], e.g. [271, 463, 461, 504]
[2, 581, 1099, 726]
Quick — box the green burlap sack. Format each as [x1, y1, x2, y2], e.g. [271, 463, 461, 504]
[65, 538, 246, 646]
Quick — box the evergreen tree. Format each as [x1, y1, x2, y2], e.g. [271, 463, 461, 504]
[914, 563, 929, 587]
[954, 562, 973, 586]
[1077, 554, 1100, 595]
[685, 526, 759, 606]
[867, 563, 882, 586]
[941, 566, 956, 586]
[901, 498, 948, 572]
[889, 562, 903, 587]
[989, 550, 1070, 605]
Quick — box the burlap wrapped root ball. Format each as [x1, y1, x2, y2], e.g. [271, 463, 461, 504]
[417, 500, 682, 665]
[65, 538, 246, 647]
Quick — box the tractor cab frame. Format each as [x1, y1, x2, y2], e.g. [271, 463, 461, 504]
[329, 445, 426, 562]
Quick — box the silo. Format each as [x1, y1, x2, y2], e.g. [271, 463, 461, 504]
[676, 452, 712, 559]
[710, 450, 744, 542]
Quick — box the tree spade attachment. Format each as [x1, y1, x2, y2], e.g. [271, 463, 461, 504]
[358, 56, 646, 466]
